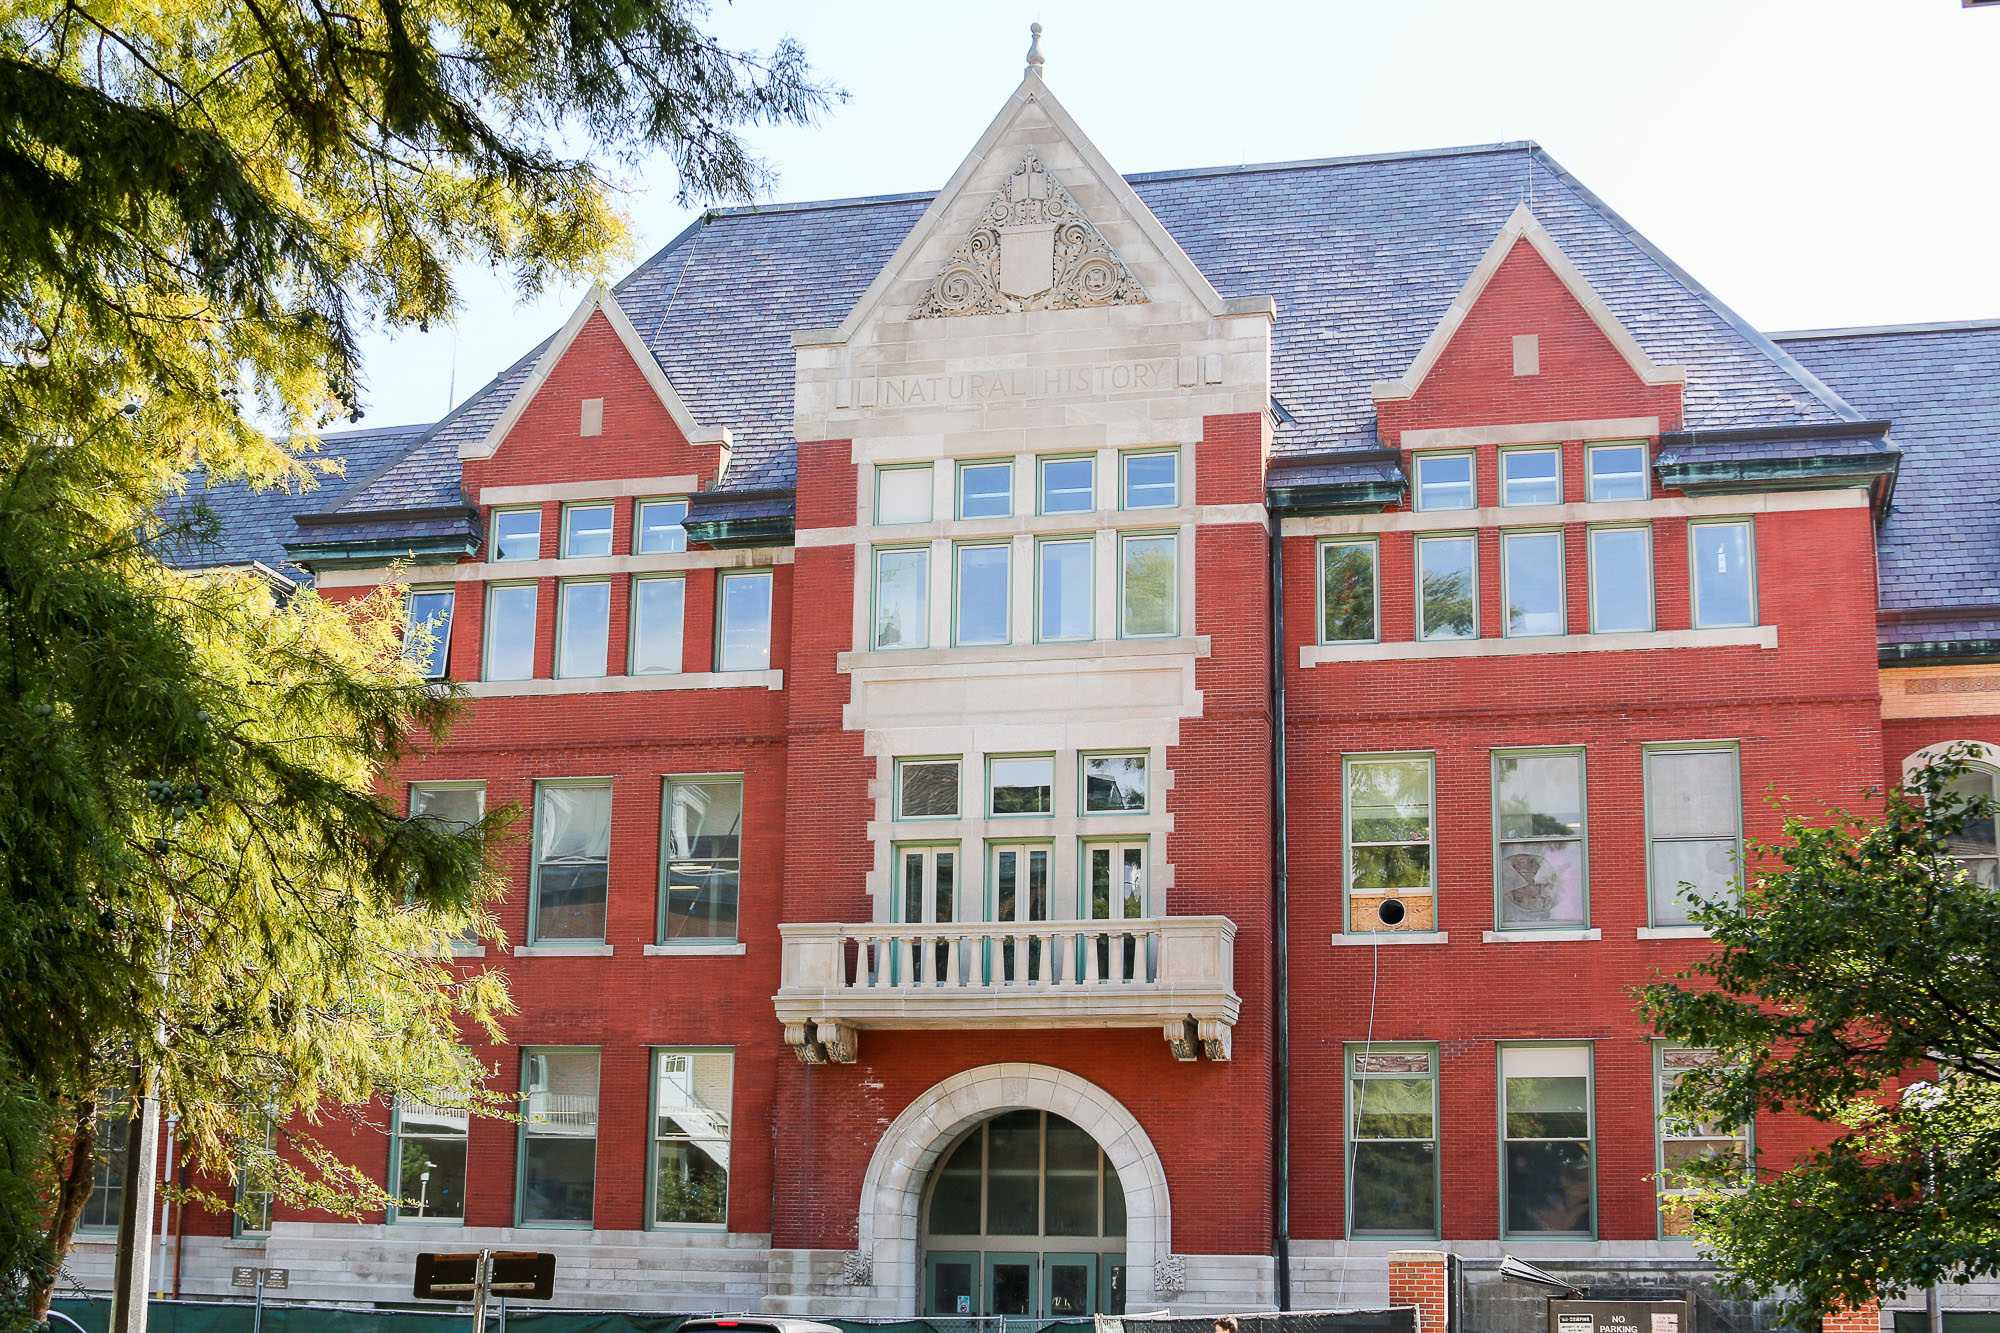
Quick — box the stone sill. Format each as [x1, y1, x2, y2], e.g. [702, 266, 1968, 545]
[461, 670, 783, 698]
[511, 944, 614, 958]
[1301, 625, 1776, 666]
[1329, 932, 1448, 946]
[841, 635, 1209, 673]
[450, 944, 487, 958]
[1636, 925, 1712, 940]
[1482, 928, 1603, 943]
[643, 943, 747, 957]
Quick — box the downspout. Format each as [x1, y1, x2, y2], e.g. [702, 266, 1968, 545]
[1269, 511, 1293, 1311]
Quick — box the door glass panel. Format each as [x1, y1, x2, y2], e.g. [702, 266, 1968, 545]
[931, 1257, 977, 1317]
[989, 1260, 1034, 1316]
[1048, 1259, 1093, 1315]
[935, 853, 955, 923]
[903, 851, 925, 924]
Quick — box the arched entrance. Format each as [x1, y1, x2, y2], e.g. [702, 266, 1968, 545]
[920, 1110, 1127, 1318]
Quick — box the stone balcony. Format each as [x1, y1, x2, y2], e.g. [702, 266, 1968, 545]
[773, 915, 1239, 1063]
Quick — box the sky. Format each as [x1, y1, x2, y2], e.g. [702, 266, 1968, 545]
[347, 0, 2000, 432]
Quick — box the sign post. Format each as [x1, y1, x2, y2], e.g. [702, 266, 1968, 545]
[232, 1266, 289, 1333]
[415, 1251, 557, 1333]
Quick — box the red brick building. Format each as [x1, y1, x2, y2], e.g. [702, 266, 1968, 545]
[74, 48, 2000, 1330]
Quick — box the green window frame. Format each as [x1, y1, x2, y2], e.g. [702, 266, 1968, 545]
[1492, 748, 1589, 931]
[657, 775, 742, 946]
[648, 1048, 733, 1229]
[528, 778, 611, 944]
[489, 506, 543, 562]
[1587, 524, 1654, 633]
[1499, 447, 1561, 507]
[1416, 533, 1478, 642]
[876, 463, 935, 526]
[388, 1096, 469, 1224]
[233, 1112, 276, 1237]
[629, 574, 686, 675]
[1342, 752, 1436, 935]
[1654, 1044, 1752, 1239]
[1689, 519, 1758, 629]
[1500, 529, 1565, 638]
[714, 569, 774, 671]
[554, 578, 611, 678]
[957, 459, 1014, 519]
[896, 757, 962, 821]
[1643, 742, 1743, 927]
[872, 545, 932, 651]
[1586, 442, 1649, 502]
[1499, 1042, 1596, 1240]
[78, 1105, 129, 1232]
[1345, 1045, 1441, 1239]
[1038, 455, 1096, 515]
[1117, 531, 1178, 639]
[405, 586, 455, 680]
[1036, 537, 1094, 643]
[482, 581, 538, 682]
[987, 755, 1055, 817]
[1414, 452, 1474, 512]
[1080, 752, 1148, 815]
[1120, 449, 1179, 510]
[1317, 539, 1379, 645]
[953, 542, 1012, 647]
[516, 1046, 599, 1227]
[559, 502, 614, 558]
[634, 497, 689, 554]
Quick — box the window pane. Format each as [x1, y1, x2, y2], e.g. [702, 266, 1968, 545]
[877, 466, 933, 525]
[1321, 542, 1377, 643]
[898, 760, 960, 818]
[522, 1049, 597, 1224]
[1651, 839, 1738, 924]
[1123, 452, 1178, 509]
[536, 785, 610, 941]
[1353, 1077, 1434, 1139]
[1590, 528, 1653, 632]
[1041, 457, 1094, 514]
[1351, 845, 1432, 890]
[1647, 750, 1739, 838]
[1121, 535, 1178, 637]
[556, 581, 610, 678]
[1504, 532, 1564, 637]
[959, 462, 1013, 519]
[928, 1132, 982, 1234]
[1502, 450, 1560, 506]
[1499, 840, 1585, 928]
[1038, 540, 1092, 642]
[1083, 754, 1147, 813]
[631, 578, 685, 674]
[562, 505, 613, 558]
[492, 509, 541, 561]
[411, 785, 482, 831]
[1588, 445, 1648, 501]
[485, 584, 537, 681]
[990, 757, 1053, 815]
[1418, 536, 1476, 640]
[984, 1110, 1040, 1235]
[396, 1099, 467, 1222]
[406, 590, 454, 679]
[1944, 769, 1999, 860]
[1505, 1140, 1593, 1235]
[654, 1139, 728, 1225]
[1349, 758, 1433, 842]
[1043, 1116, 1099, 1237]
[1416, 454, 1473, 511]
[1352, 1141, 1437, 1235]
[653, 1051, 731, 1226]
[956, 546, 1010, 645]
[874, 548, 930, 650]
[1497, 754, 1584, 839]
[1496, 752, 1588, 929]
[636, 500, 688, 554]
[717, 573, 772, 671]
[663, 780, 740, 943]
[1693, 523, 1755, 627]
[82, 1111, 128, 1230]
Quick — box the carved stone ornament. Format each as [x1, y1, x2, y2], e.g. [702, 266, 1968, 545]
[911, 153, 1147, 319]
[839, 1250, 873, 1286]
[1154, 1254, 1187, 1297]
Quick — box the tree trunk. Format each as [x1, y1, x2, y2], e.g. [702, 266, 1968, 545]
[31, 1105, 98, 1323]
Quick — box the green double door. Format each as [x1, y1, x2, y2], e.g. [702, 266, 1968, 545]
[925, 1250, 1114, 1319]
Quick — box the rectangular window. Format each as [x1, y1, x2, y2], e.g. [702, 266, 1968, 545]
[1645, 745, 1742, 926]
[555, 580, 610, 678]
[1494, 750, 1587, 930]
[405, 588, 454, 679]
[1347, 1047, 1439, 1238]
[958, 460, 1014, 519]
[1944, 766, 1999, 888]
[873, 547, 930, 651]
[1319, 540, 1378, 644]
[955, 544, 1011, 646]
[1084, 841, 1148, 922]
[1083, 753, 1147, 814]
[79, 1107, 128, 1231]
[491, 507, 542, 562]
[410, 782, 483, 832]
[1501, 1044, 1594, 1237]
[897, 844, 958, 927]
[635, 499, 689, 554]
[1501, 448, 1561, 506]
[1587, 443, 1649, 502]
[876, 464, 934, 526]
[1691, 520, 1756, 628]
[1502, 531, 1565, 638]
[1417, 535, 1477, 641]
[1655, 1046, 1750, 1237]
[1415, 453, 1474, 511]
[1121, 451, 1179, 509]
[715, 571, 773, 671]
[235, 1114, 275, 1236]
[560, 503, 614, 558]
[483, 583, 538, 682]
[1039, 456, 1095, 514]
[652, 1050, 732, 1227]
[896, 758, 961, 820]
[392, 1097, 468, 1222]
[1037, 538, 1093, 643]
[1119, 533, 1178, 638]
[630, 576, 685, 675]
[660, 778, 741, 944]
[519, 1048, 598, 1226]
[989, 756, 1054, 816]
[532, 782, 610, 943]
[1344, 754, 1435, 933]
[1588, 526, 1653, 633]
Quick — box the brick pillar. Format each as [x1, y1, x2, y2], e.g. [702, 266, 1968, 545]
[1388, 1250, 1449, 1333]
[1823, 1301, 1883, 1333]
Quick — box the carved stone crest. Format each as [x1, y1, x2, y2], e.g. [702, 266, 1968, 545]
[839, 1250, 873, 1286]
[1154, 1254, 1187, 1297]
[912, 153, 1146, 318]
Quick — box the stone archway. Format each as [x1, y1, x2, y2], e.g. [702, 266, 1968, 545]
[855, 1064, 1172, 1312]
[1902, 740, 2000, 781]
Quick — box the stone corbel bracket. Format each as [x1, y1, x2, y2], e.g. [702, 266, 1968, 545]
[785, 1018, 859, 1065]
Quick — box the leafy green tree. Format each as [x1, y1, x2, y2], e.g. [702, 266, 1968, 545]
[1640, 750, 2000, 1320]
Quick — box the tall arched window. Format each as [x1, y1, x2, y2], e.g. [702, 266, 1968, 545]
[1945, 764, 2000, 888]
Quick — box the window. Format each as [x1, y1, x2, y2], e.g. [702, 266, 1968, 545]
[955, 544, 1011, 646]
[1415, 453, 1474, 511]
[1587, 443, 1649, 501]
[556, 580, 610, 678]
[1943, 765, 1999, 887]
[235, 1113, 275, 1236]
[79, 1106, 128, 1231]
[1347, 1047, 1439, 1238]
[1501, 449, 1560, 506]
[715, 571, 773, 671]
[1319, 540, 1378, 644]
[1502, 531, 1564, 637]
[635, 499, 689, 554]
[1588, 526, 1653, 633]
[392, 1098, 468, 1222]
[519, 1048, 598, 1225]
[897, 758, 961, 820]
[630, 576, 685, 675]
[1039, 456, 1095, 514]
[1493, 750, 1587, 930]
[989, 756, 1054, 816]
[1501, 1044, 1594, 1237]
[1084, 841, 1148, 921]
[1344, 755, 1435, 933]
[1655, 1046, 1750, 1237]
[873, 547, 930, 650]
[659, 778, 741, 944]
[1119, 533, 1177, 638]
[1691, 520, 1756, 628]
[561, 503, 614, 558]
[1082, 754, 1147, 814]
[651, 1050, 732, 1227]
[405, 588, 454, 679]
[1645, 745, 1742, 926]
[483, 583, 538, 681]
[491, 508, 542, 562]
[532, 782, 610, 942]
[877, 465, 934, 526]
[958, 460, 1014, 519]
[1417, 535, 1477, 641]
[1121, 451, 1179, 509]
[1037, 538, 1093, 642]
[410, 783, 483, 833]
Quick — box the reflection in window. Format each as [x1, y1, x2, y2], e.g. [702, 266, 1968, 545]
[1587, 443, 1648, 501]
[958, 461, 1013, 519]
[1417, 535, 1476, 641]
[560, 504, 613, 558]
[1345, 755, 1435, 933]
[1082, 754, 1146, 813]
[1655, 1046, 1749, 1237]
[989, 756, 1054, 816]
[630, 576, 685, 675]
[405, 588, 454, 679]
[1320, 541, 1377, 644]
[716, 571, 773, 671]
[660, 778, 741, 943]
[1121, 452, 1178, 509]
[1495, 751, 1587, 929]
[1502, 1044, 1593, 1237]
[1691, 521, 1755, 628]
[394, 1098, 468, 1222]
[873, 547, 930, 650]
[484, 583, 538, 681]
[955, 545, 1010, 646]
[1415, 454, 1474, 511]
[1348, 1048, 1439, 1237]
[1040, 457, 1095, 514]
[491, 508, 542, 562]
[1038, 539, 1093, 643]
[533, 783, 610, 942]
[520, 1048, 598, 1225]
[1503, 531, 1564, 637]
[1119, 534, 1177, 638]
[652, 1050, 732, 1226]
[1589, 527, 1652, 633]
[556, 580, 610, 678]
[1501, 449, 1560, 506]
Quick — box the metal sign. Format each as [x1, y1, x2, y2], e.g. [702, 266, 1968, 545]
[231, 1267, 288, 1289]
[415, 1251, 557, 1302]
[1549, 1298, 1694, 1333]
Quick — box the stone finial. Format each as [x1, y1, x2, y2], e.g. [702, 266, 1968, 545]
[1024, 22, 1045, 77]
